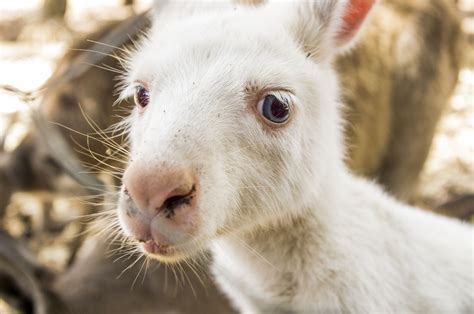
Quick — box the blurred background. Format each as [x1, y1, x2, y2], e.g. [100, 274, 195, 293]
[0, 1, 472, 313]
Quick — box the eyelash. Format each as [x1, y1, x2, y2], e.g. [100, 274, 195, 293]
[121, 81, 148, 101]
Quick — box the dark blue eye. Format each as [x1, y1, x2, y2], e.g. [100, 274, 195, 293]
[256, 94, 290, 124]
[134, 86, 150, 108]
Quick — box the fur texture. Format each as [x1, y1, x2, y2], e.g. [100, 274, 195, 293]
[117, 1, 473, 313]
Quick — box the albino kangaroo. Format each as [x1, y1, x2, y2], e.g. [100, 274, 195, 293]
[116, 0, 473, 313]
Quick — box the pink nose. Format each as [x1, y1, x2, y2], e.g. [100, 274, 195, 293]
[123, 164, 196, 216]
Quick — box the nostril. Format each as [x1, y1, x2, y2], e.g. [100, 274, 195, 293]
[162, 184, 196, 218]
[123, 165, 197, 215]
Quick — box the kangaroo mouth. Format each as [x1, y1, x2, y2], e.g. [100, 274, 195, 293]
[142, 240, 172, 255]
[137, 237, 205, 263]
[139, 239, 183, 263]
[137, 234, 209, 264]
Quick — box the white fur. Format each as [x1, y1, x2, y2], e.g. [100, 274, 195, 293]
[118, 1, 474, 313]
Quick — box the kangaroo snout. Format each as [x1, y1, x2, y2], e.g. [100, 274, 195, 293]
[119, 162, 199, 258]
[123, 164, 197, 216]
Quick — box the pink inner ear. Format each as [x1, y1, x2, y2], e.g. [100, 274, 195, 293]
[337, 0, 375, 44]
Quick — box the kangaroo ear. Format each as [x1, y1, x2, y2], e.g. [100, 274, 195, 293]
[336, 0, 375, 45]
[151, 0, 242, 21]
[276, 0, 375, 61]
[152, 0, 205, 19]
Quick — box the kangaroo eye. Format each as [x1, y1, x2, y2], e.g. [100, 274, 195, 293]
[134, 86, 150, 108]
[256, 94, 290, 124]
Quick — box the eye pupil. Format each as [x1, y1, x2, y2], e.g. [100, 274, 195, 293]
[262, 95, 289, 123]
[135, 86, 150, 108]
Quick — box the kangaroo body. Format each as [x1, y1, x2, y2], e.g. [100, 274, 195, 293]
[212, 175, 472, 313]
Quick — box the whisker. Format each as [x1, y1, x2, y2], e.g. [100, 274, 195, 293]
[117, 251, 143, 280]
[86, 39, 130, 54]
[131, 257, 148, 290]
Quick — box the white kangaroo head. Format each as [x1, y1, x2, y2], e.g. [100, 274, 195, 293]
[117, 0, 374, 263]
